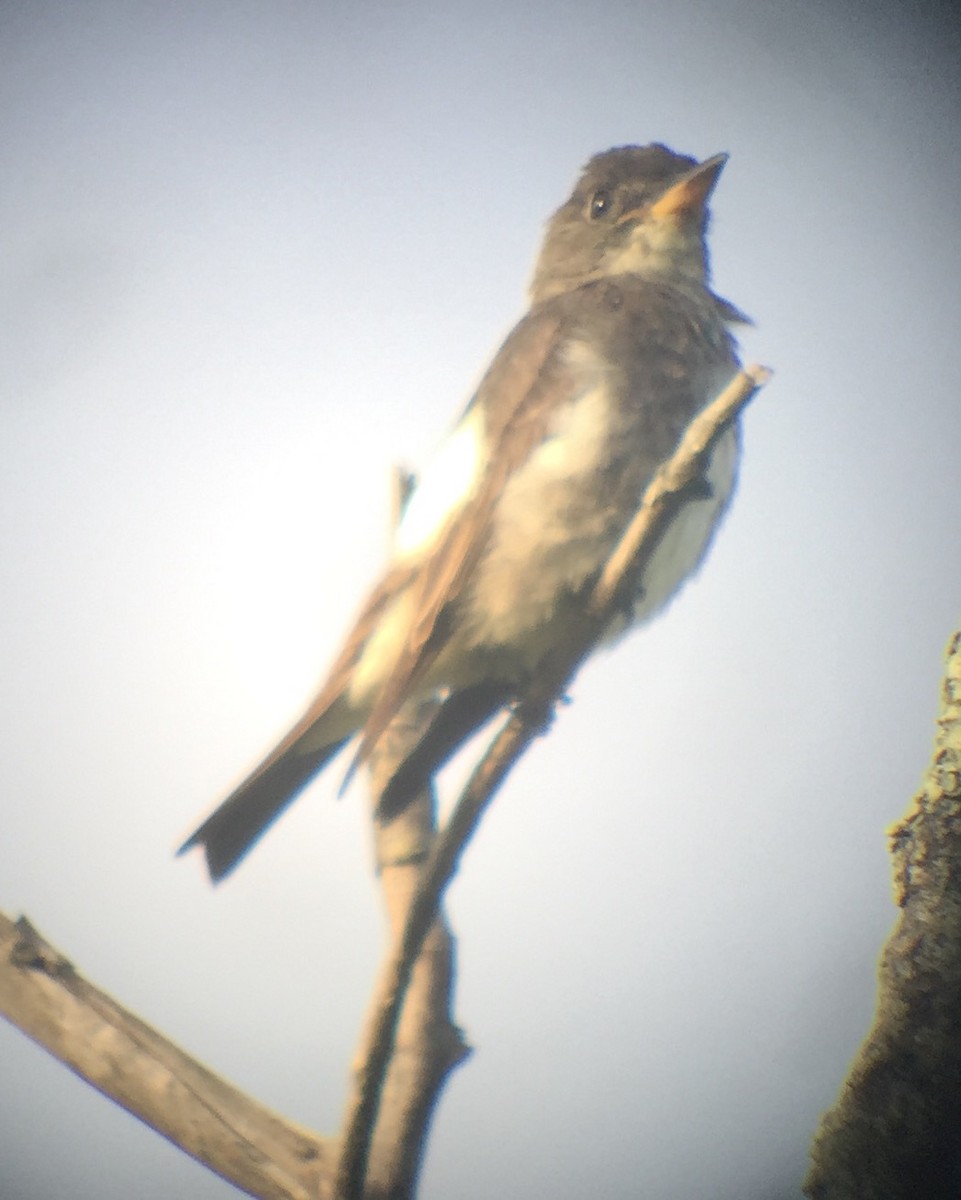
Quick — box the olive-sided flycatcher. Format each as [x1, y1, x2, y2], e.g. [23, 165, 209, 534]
[180, 143, 751, 881]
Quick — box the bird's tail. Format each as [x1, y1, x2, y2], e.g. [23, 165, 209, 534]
[178, 734, 350, 881]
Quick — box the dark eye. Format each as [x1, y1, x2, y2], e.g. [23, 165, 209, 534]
[588, 189, 613, 219]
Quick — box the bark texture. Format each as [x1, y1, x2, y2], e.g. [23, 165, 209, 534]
[806, 625, 961, 1198]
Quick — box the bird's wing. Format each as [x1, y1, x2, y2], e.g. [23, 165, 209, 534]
[179, 302, 576, 876]
[350, 302, 577, 768]
[247, 558, 422, 771]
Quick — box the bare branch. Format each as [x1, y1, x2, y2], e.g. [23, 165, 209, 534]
[335, 363, 772, 1199]
[360, 701, 472, 1199]
[0, 912, 332, 1200]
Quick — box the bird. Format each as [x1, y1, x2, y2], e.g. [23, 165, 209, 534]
[179, 143, 751, 882]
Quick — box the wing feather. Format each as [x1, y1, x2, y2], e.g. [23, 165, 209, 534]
[351, 306, 577, 766]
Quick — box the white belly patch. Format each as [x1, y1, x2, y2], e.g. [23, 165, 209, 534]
[629, 422, 739, 624]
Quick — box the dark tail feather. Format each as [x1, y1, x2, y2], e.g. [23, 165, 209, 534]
[375, 683, 511, 820]
[178, 737, 350, 882]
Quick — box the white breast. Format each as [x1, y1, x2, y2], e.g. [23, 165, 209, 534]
[627, 421, 739, 626]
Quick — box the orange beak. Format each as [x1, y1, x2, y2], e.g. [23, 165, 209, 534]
[647, 152, 728, 219]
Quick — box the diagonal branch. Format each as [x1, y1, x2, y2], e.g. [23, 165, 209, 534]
[334, 362, 773, 1199]
[0, 912, 332, 1200]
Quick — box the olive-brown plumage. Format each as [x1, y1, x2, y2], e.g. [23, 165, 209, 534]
[179, 144, 749, 881]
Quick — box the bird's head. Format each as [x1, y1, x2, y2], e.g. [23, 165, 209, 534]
[529, 143, 727, 305]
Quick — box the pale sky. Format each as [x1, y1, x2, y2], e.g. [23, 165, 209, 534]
[2, 3, 960, 1198]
